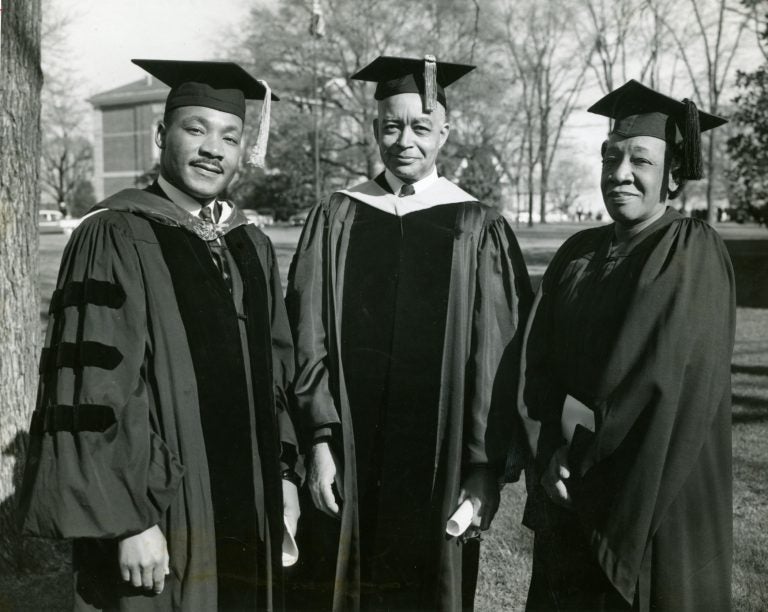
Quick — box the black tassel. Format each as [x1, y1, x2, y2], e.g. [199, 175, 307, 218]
[682, 98, 703, 180]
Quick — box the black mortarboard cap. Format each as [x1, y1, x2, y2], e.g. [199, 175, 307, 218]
[587, 79, 727, 180]
[131, 59, 279, 121]
[132, 59, 278, 167]
[351, 55, 475, 112]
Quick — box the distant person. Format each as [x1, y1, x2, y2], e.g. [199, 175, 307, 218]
[286, 55, 532, 610]
[519, 80, 735, 611]
[20, 60, 300, 611]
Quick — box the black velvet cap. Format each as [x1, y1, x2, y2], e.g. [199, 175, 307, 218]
[351, 55, 475, 109]
[131, 59, 279, 121]
[588, 79, 727, 179]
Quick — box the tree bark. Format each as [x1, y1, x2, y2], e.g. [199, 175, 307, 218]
[0, 0, 43, 572]
[706, 129, 717, 225]
[539, 163, 549, 224]
[527, 162, 535, 228]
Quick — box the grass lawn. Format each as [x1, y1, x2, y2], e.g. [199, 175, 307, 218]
[9, 222, 768, 611]
[473, 307, 768, 612]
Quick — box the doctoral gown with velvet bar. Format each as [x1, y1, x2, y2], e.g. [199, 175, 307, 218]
[19, 185, 297, 612]
[520, 208, 735, 611]
[286, 175, 533, 611]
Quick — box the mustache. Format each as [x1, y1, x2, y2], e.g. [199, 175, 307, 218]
[190, 159, 223, 173]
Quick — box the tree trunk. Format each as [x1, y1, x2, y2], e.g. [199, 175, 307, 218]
[0, 0, 43, 572]
[538, 114, 549, 224]
[527, 164, 535, 228]
[539, 163, 549, 224]
[706, 130, 717, 225]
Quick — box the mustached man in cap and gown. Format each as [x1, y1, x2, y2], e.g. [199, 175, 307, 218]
[286, 55, 533, 611]
[519, 80, 736, 611]
[19, 59, 301, 611]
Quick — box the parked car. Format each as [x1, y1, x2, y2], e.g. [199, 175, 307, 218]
[243, 210, 275, 227]
[60, 217, 83, 235]
[288, 210, 310, 226]
[38, 210, 64, 234]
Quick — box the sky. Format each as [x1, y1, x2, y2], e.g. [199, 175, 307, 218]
[50, 0, 253, 97]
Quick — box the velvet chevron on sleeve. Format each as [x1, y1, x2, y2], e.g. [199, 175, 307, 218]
[21, 211, 184, 540]
[20, 186, 297, 612]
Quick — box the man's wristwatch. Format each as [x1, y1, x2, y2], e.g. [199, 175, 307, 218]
[281, 468, 301, 488]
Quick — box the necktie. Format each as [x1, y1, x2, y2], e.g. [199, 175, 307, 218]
[199, 201, 223, 224]
[398, 183, 415, 197]
[199, 203, 232, 292]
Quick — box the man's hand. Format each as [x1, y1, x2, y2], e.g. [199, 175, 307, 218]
[118, 524, 169, 594]
[283, 479, 301, 536]
[308, 441, 340, 518]
[458, 467, 501, 534]
[541, 445, 572, 508]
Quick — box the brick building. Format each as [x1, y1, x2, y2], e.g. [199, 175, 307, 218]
[89, 76, 169, 200]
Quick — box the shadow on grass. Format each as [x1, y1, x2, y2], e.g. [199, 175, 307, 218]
[0, 434, 73, 611]
[732, 391, 768, 424]
[733, 393, 768, 409]
[724, 239, 768, 308]
[732, 364, 768, 377]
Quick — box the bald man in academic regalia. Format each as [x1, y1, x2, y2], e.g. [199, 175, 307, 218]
[286, 56, 533, 611]
[20, 60, 300, 611]
[519, 80, 735, 611]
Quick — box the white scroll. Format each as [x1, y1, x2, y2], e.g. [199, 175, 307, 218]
[561, 394, 595, 445]
[282, 517, 299, 567]
[445, 499, 474, 537]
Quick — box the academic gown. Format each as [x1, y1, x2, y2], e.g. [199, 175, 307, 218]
[286, 174, 533, 611]
[519, 208, 735, 611]
[19, 184, 297, 611]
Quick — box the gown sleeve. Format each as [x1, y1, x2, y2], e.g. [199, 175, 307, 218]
[566, 220, 735, 601]
[285, 201, 342, 444]
[464, 213, 533, 480]
[20, 211, 184, 540]
[521, 232, 587, 473]
[264, 237, 300, 467]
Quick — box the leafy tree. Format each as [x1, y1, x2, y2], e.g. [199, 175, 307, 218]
[224, 0, 499, 209]
[548, 156, 592, 218]
[135, 163, 160, 190]
[439, 139, 504, 208]
[496, 0, 592, 224]
[40, 127, 93, 215]
[727, 64, 768, 225]
[39, 0, 94, 217]
[69, 178, 97, 218]
[651, 0, 750, 223]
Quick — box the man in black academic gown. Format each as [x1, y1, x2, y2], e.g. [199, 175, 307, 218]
[286, 55, 533, 611]
[519, 80, 735, 611]
[20, 60, 300, 611]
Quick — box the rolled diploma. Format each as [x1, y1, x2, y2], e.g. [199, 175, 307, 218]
[561, 394, 595, 446]
[445, 499, 474, 537]
[282, 517, 299, 567]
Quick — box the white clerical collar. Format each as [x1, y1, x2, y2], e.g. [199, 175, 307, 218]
[384, 166, 438, 196]
[157, 174, 233, 224]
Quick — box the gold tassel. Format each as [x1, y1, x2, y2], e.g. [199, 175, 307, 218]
[424, 54, 437, 113]
[248, 80, 272, 168]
